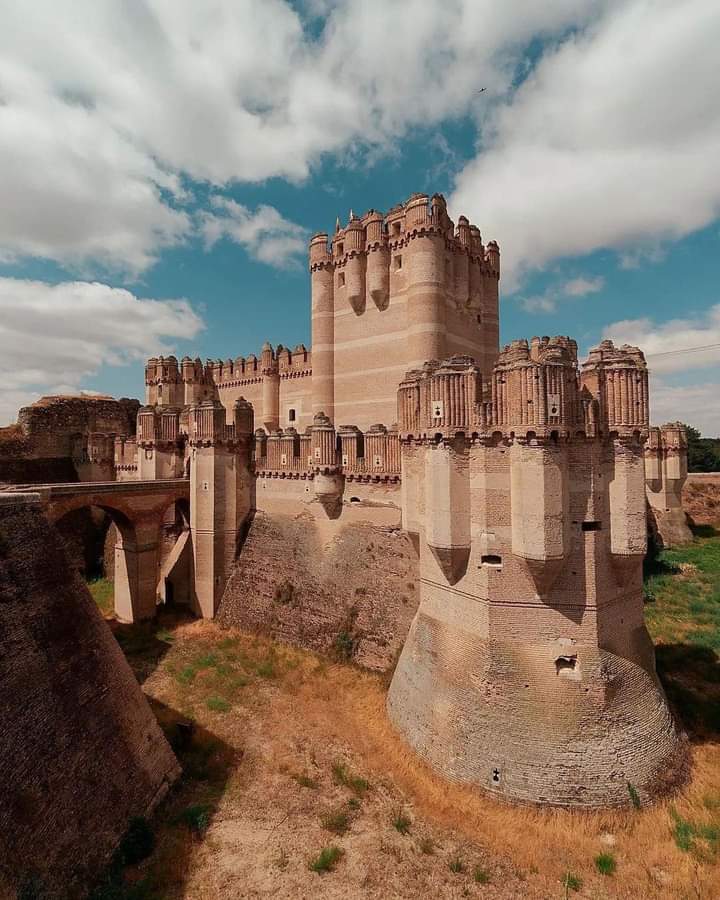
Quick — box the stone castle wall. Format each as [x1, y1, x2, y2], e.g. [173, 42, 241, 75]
[218, 485, 418, 671]
[0, 494, 179, 897]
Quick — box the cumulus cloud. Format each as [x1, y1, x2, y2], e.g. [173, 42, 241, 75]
[651, 380, 720, 437]
[602, 304, 720, 373]
[0, 278, 204, 424]
[199, 198, 307, 268]
[451, 0, 720, 288]
[520, 274, 605, 313]
[0, 0, 599, 273]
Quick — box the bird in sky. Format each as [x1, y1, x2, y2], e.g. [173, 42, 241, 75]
[477, 87, 487, 93]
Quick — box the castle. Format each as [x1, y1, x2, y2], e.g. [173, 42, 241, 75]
[8, 191, 690, 808]
[143, 193, 499, 431]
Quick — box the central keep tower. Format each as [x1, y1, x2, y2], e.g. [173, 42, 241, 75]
[310, 193, 500, 429]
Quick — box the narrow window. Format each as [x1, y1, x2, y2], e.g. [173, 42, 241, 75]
[394, 255, 402, 270]
[288, 408, 296, 422]
[393, 222, 401, 236]
[337, 242, 344, 256]
[338, 272, 345, 287]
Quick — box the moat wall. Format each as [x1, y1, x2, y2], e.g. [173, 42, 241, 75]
[218, 481, 419, 671]
[0, 494, 179, 898]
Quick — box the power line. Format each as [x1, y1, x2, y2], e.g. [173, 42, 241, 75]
[645, 343, 720, 359]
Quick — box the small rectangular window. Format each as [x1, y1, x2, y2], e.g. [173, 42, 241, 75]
[393, 222, 401, 236]
[338, 272, 345, 287]
[481, 554, 502, 567]
[288, 408, 296, 422]
[581, 521, 601, 531]
[337, 242, 344, 256]
[394, 255, 402, 270]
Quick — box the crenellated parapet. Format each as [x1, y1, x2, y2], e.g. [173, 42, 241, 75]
[645, 422, 692, 547]
[388, 338, 684, 808]
[135, 405, 185, 479]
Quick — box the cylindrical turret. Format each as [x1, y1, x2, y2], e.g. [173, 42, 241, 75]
[365, 210, 389, 311]
[260, 341, 279, 431]
[404, 194, 445, 368]
[310, 233, 335, 421]
[344, 216, 366, 314]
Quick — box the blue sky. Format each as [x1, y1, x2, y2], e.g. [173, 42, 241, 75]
[1, 0, 719, 433]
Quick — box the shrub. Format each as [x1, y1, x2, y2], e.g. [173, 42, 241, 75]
[449, 857, 465, 874]
[175, 804, 212, 837]
[627, 781, 641, 809]
[116, 817, 155, 866]
[293, 773, 318, 789]
[206, 696, 231, 713]
[334, 630, 355, 660]
[393, 810, 411, 835]
[473, 865, 490, 884]
[309, 845, 344, 874]
[322, 809, 350, 836]
[562, 872, 582, 892]
[594, 853, 616, 876]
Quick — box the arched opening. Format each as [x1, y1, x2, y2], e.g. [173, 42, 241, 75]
[156, 498, 193, 613]
[54, 503, 137, 620]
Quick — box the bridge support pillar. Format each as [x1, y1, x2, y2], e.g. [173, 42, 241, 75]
[113, 520, 160, 623]
[188, 398, 255, 619]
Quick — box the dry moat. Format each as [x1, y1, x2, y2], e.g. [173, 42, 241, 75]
[87, 523, 720, 900]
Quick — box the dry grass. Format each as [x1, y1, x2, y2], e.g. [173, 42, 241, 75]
[94, 529, 720, 899]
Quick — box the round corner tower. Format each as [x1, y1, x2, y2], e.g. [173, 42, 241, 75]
[387, 339, 686, 808]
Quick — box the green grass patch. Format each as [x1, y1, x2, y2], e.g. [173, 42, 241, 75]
[644, 531, 720, 739]
[206, 696, 231, 713]
[594, 852, 616, 876]
[309, 845, 343, 874]
[321, 809, 350, 835]
[670, 807, 720, 855]
[562, 872, 582, 892]
[473, 865, 490, 884]
[174, 803, 212, 837]
[293, 773, 318, 789]
[87, 577, 114, 616]
[331, 760, 369, 796]
[392, 810, 411, 835]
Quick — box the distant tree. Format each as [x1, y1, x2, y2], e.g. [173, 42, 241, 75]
[682, 423, 720, 473]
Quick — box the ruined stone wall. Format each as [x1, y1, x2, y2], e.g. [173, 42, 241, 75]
[218, 485, 419, 671]
[683, 472, 720, 525]
[17, 396, 139, 458]
[0, 494, 179, 897]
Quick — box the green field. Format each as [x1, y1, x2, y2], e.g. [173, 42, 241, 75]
[644, 526, 720, 737]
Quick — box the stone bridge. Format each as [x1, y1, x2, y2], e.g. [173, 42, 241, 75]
[6, 479, 190, 622]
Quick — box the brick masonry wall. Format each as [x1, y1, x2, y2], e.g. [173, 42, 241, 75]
[0, 495, 179, 897]
[217, 491, 419, 671]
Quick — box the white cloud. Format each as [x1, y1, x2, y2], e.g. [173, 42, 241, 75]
[602, 304, 720, 373]
[0, 0, 600, 273]
[451, 0, 720, 287]
[651, 380, 720, 438]
[0, 278, 204, 424]
[520, 274, 605, 313]
[563, 276, 604, 297]
[199, 198, 307, 268]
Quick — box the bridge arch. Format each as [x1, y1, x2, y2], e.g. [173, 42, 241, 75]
[39, 480, 191, 623]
